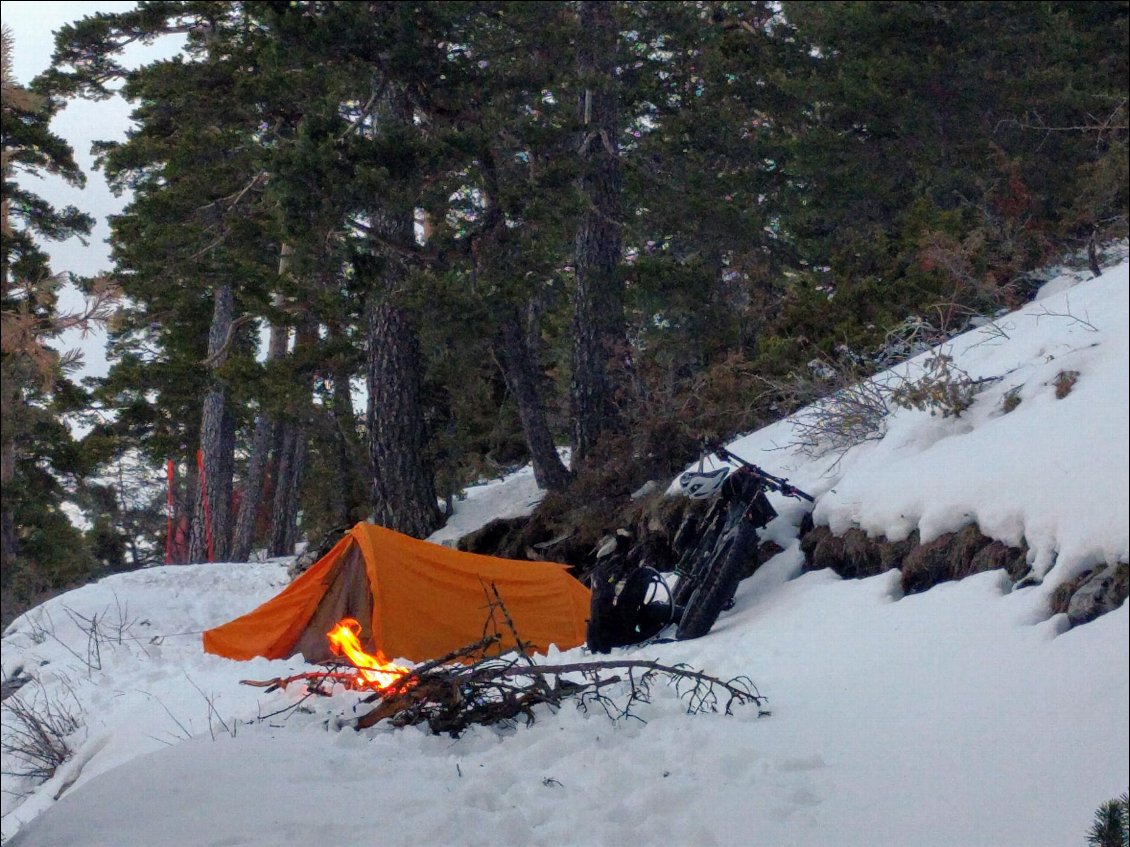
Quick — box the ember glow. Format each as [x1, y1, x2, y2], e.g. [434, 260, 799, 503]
[326, 618, 412, 691]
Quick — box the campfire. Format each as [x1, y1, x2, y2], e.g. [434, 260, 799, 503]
[241, 595, 763, 734]
[326, 618, 413, 692]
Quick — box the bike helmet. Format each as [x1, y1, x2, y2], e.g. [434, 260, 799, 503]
[678, 466, 731, 499]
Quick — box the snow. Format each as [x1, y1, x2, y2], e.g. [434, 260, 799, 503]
[3, 260, 1127, 846]
[428, 451, 569, 547]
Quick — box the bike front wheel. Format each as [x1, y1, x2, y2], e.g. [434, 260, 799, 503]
[675, 519, 758, 640]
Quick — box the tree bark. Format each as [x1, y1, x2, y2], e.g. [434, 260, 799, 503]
[231, 414, 275, 561]
[494, 306, 571, 491]
[267, 418, 307, 557]
[266, 320, 319, 557]
[570, 0, 627, 466]
[366, 293, 442, 538]
[231, 245, 293, 562]
[327, 347, 366, 527]
[189, 283, 236, 563]
[0, 372, 18, 574]
[475, 148, 571, 491]
[361, 82, 442, 539]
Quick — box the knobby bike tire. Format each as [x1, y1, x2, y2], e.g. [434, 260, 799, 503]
[586, 563, 616, 654]
[672, 500, 729, 609]
[675, 518, 759, 640]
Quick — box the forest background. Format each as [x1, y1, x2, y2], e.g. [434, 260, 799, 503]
[2, 0, 1126, 626]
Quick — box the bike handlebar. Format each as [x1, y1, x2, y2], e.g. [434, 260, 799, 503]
[706, 442, 815, 503]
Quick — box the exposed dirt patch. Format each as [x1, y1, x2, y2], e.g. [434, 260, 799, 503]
[800, 526, 918, 580]
[453, 483, 1125, 631]
[1050, 562, 1130, 625]
[799, 521, 1124, 627]
[800, 522, 1030, 594]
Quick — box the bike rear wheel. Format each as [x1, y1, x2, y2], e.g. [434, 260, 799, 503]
[672, 499, 729, 608]
[675, 519, 758, 640]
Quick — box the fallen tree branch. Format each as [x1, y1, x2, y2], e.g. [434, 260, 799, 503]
[354, 654, 763, 734]
[239, 668, 358, 694]
[239, 592, 764, 736]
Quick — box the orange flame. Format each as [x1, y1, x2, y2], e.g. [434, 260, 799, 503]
[326, 618, 412, 692]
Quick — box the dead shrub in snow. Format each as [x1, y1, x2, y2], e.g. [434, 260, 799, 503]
[785, 370, 894, 460]
[1000, 385, 1023, 414]
[1053, 369, 1080, 398]
[784, 348, 988, 460]
[889, 352, 981, 418]
[1, 685, 83, 784]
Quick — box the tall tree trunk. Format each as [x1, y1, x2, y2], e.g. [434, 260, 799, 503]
[360, 83, 441, 539]
[267, 418, 307, 557]
[494, 306, 571, 491]
[231, 246, 293, 562]
[0, 192, 15, 575]
[328, 348, 366, 527]
[348, 74, 440, 537]
[170, 455, 198, 565]
[476, 146, 571, 492]
[266, 321, 318, 556]
[231, 414, 275, 561]
[570, 0, 627, 466]
[0, 371, 18, 574]
[366, 293, 442, 538]
[189, 283, 236, 563]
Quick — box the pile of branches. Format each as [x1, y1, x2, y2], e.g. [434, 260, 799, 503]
[242, 587, 765, 736]
[244, 637, 763, 736]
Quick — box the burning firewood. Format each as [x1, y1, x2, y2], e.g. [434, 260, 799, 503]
[354, 654, 763, 734]
[239, 586, 766, 735]
[242, 651, 763, 735]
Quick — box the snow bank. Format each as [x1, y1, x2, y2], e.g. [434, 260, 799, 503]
[722, 262, 1129, 589]
[3, 262, 1127, 846]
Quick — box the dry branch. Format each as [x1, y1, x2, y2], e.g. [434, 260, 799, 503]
[239, 644, 763, 735]
[239, 591, 764, 736]
[351, 654, 763, 735]
[1, 686, 82, 783]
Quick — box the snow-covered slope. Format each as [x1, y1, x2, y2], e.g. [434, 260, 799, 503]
[702, 257, 1129, 591]
[3, 260, 1127, 847]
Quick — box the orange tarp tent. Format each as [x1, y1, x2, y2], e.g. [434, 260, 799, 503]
[202, 522, 592, 664]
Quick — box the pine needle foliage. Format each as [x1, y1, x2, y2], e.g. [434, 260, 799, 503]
[1086, 792, 1130, 847]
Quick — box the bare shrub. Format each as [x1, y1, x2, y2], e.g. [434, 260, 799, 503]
[889, 352, 980, 418]
[874, 314, 959, 367]
[1033, 297, 1100, 332]
[787, 373, 894, 459]
[1000, 386, 1023, 414]
[1054, 369, 1080, 398]
[1, 685, 83, 784]
[30, 596, 145, 676]
[782, 343, 995, 461]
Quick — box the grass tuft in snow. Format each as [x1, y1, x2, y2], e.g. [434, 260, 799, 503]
[1, 685, 83, 786]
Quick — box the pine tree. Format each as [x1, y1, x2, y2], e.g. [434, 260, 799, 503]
[569, 0, 628, 467]
[48, 3, 300, 560]
[1, 25, 108, 620]
[253, 0, 449, 537]
[779, 1, 1128, 337]
[1087, 792, 1130, 847]
[406, 2, 577, 491]
[608, 2, 808, 452]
